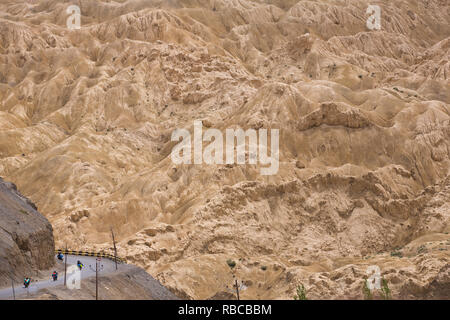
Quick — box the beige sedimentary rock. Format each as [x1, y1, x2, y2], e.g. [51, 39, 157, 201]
[0, 0, 448, 299]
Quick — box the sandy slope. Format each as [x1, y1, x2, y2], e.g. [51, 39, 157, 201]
[0, 0, 449, 299]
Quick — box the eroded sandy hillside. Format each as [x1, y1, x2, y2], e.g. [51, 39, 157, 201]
[0, 0, 449, 299]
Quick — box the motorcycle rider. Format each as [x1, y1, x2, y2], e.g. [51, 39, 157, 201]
[23, 277, 31, 288]
[57, 253, 64, 261]
[77, 260, 83, 270]
[52, 271, 58, 281]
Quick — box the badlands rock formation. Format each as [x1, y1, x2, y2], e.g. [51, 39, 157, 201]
[0, 0, 448, 299]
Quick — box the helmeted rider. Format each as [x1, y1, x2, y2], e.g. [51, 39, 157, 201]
[23, 277, 31, 288]
[77, 260, 83, 270]
[52, 271, 58, 281]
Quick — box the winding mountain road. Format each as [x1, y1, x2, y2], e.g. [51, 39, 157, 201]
[0, 254, 120, 300]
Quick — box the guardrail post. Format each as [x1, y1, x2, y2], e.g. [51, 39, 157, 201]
[111, 227, 118, 270]
[10, 275, 15, 300]
[235, 279, 240, 300]
[64, 245, 68, 286]
[95, 259, 98, 300]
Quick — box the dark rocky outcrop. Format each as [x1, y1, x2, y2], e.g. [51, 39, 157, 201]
[0, 177, 54, 287]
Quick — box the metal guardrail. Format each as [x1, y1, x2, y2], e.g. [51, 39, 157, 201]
[55, 249, 125, 263]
